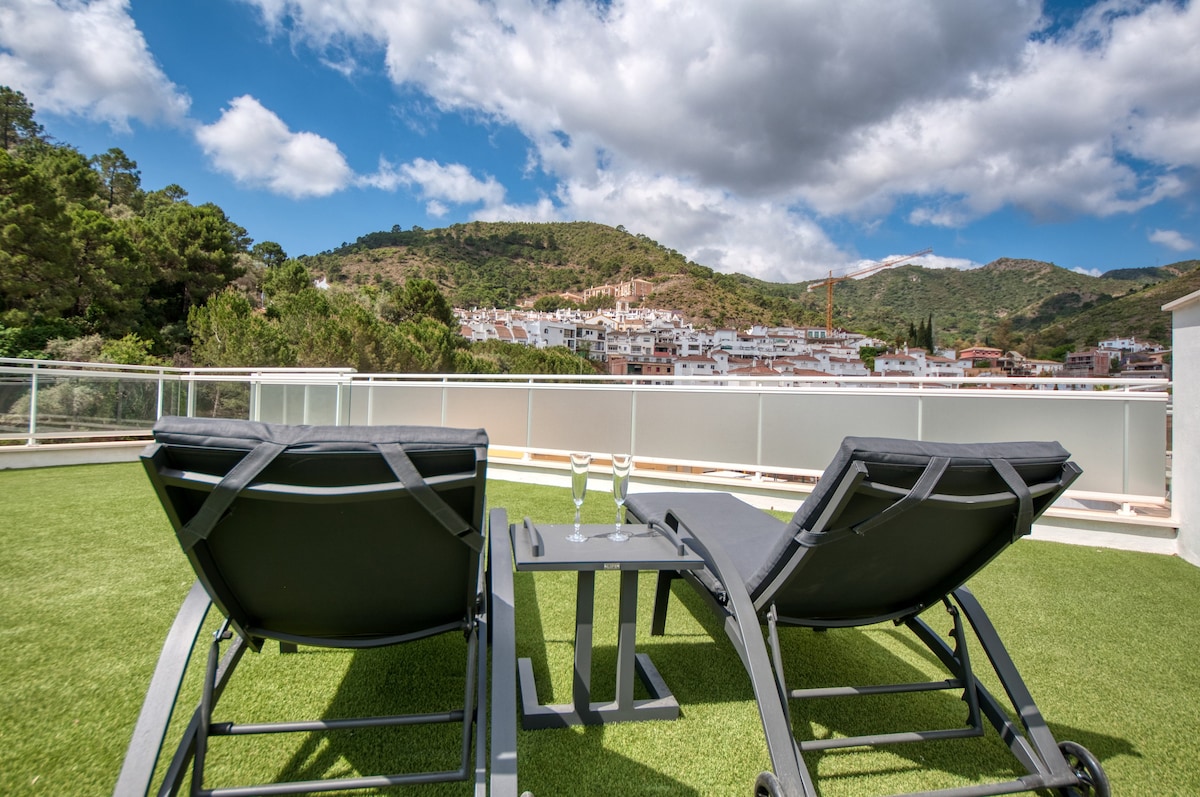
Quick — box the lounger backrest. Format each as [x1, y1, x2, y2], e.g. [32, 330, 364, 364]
[752, 437, 1079, 625]
[142, 417, 489, 648]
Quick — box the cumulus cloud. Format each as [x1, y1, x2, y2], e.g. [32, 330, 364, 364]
[396, 158, 506, 206]
[0, 0, 190, 129]
[235, 0, 1200, 280]
[1149, 228, 1196, 252]
[195, 96, 353, 198]
[556, 172, 848, 282]
[359, 157, 509, 216]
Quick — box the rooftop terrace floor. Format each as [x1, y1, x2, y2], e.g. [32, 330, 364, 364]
[2, 463, 1197, 796]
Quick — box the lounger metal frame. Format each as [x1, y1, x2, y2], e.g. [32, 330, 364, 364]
[644, 446, 1108, 797]
[114, 420, 521, 797]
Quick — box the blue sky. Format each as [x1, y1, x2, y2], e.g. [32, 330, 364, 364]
[2, 0, 1197, 282]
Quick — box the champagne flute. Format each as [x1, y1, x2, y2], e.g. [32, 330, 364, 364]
[567, 452, 591, 542]
[609, 454, 632, 542]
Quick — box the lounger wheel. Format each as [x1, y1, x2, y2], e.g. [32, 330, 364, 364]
[1056, 741, 1111, 797]
[754, 771, 784, 797]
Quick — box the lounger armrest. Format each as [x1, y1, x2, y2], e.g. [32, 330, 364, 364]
[487, 508, 522, 797]
[666, 513, 815, 797]
[113, 581, 212, 797]
[646, 518, 687, 557]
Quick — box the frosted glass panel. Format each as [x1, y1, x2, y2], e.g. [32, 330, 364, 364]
[445, 386, 529, 446]
[348, 384, 443, 426]
[1126, 400, 1168, 496]
[634, 390, 759, 463]
[529, 387, 633, 453]
[255, 384, 309, 424]
[920, 393, 1166, 496]
[761, 392, 920, 470]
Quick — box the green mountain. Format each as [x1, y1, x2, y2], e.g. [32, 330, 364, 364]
[310, 223, 1198, 354]
[811, 257, 1189, 347]
[305, 221, 689, 308]
[7, 84, 1191, 368]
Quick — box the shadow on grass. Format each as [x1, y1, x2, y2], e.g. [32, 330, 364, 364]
[216, 568, 693, 795]
[510, 569, 700, 796]
[652, 575, 1138, 793]
[246, 635, 481, 794]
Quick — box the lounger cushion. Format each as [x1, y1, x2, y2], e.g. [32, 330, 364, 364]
[629, 437, 1071, 607]
[146, 416, 489, 643]
[152, 416, 488, 453]
[751, 437, 1070, 599]
[624, 491, 785, 596]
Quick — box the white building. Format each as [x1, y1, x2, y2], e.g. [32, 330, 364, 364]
[524, 319, 577, 350]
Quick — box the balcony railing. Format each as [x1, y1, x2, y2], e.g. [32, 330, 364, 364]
[1, 357, 1170, 512]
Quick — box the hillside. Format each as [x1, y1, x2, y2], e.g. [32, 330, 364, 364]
[822, 257, 1169, 344]
[5, 86, 1190, 369]
[303, 221, 689, 308]
[306, 222, 1198, 353]
[1049, 260, 1200, 346]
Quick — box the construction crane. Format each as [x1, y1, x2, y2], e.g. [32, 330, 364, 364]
[808, 248, 932, 334]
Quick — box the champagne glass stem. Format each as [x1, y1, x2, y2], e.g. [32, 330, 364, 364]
[609, 453, 631, 542]
[568, 452, 591, 542]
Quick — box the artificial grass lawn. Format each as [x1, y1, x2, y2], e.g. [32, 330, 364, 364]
[1, 462, 1198, 795]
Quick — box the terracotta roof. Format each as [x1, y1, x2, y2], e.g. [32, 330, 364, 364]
[729, 365, 780, 375]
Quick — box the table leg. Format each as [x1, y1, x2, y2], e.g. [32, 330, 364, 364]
[572, 571, 595, 721]
[614, 570, 638, 711]
[517, 569, 684, 729]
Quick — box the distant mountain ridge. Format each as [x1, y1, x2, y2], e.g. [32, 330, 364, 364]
[302, 222, 1199, 355]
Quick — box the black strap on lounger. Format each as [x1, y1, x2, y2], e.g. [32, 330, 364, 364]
[804, 456, 950, 546]
[989, 457, 1034, 542]
[377, 442, 483, 552]
[179, 438, 483, 553]
[179, 441, 288, 551]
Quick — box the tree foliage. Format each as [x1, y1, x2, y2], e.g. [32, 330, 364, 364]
[0, 87, 44, 151]
[2, 85, 1194, 372]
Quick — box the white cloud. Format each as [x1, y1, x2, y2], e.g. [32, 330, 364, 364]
[1149, 228, 1196, 252]
[474, 196, 561, 224]
[195, 96, 353, 198]
[554, 171, 850, 282]
[396, 158, 506, 207]
[0, 0, 190, 129]
[238, 0, 1200, 277]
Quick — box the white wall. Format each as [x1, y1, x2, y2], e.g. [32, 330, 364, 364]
[1166, 289, 1200, 565]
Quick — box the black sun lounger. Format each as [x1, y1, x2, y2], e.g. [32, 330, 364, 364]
[114, 416, 522, 797]
[626, 436, 1109, 797]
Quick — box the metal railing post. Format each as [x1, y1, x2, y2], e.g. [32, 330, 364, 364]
[756, 391, 764, 467]
[629, 387, 638, 457]
[526, 379, 535, 452]
[441, 376, 448, 427]
[27, 362, 39, 446]
[156, 370, 165, 419]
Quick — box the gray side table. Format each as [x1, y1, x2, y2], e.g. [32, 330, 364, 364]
[509, 519, 704, 729]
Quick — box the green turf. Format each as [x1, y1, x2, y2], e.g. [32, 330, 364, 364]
[2, 463, 1198, 795]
